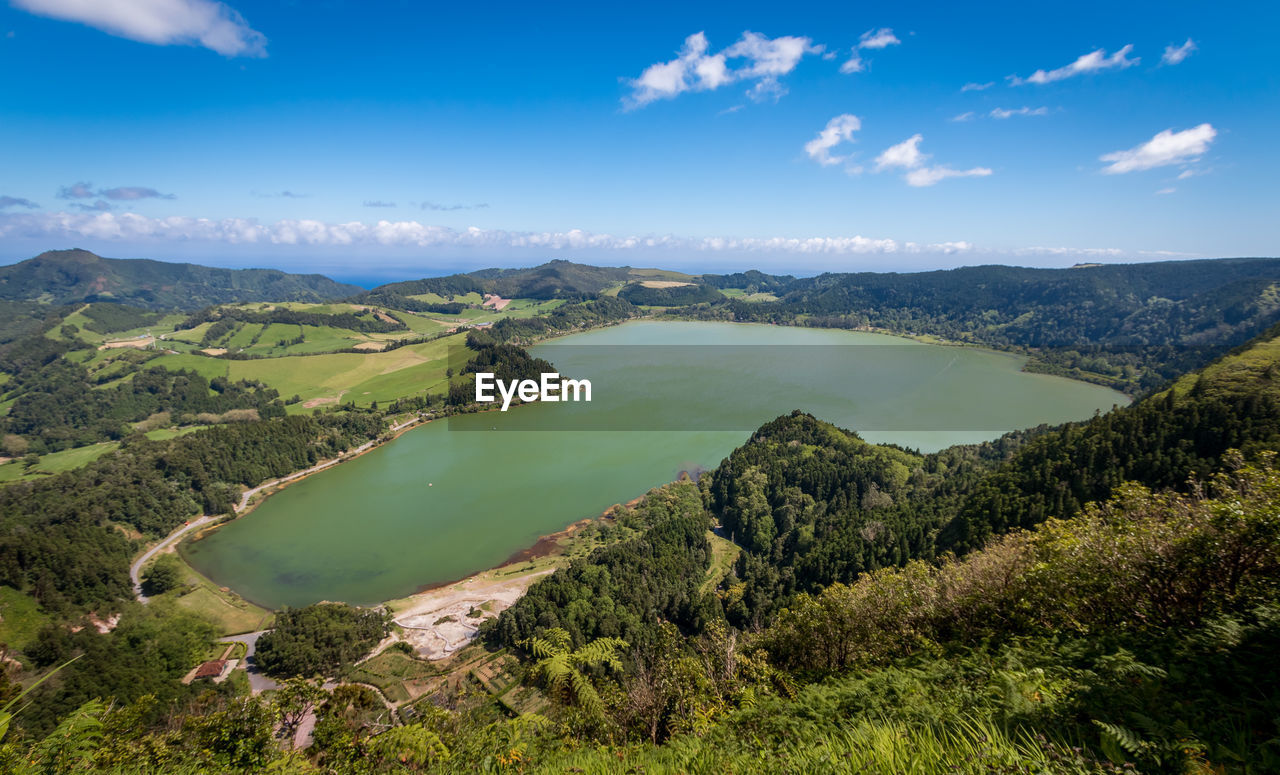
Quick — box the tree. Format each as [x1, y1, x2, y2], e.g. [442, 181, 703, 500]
[256, 603, 388, 679]
[273, 677, 327, 747]
[520, 627, 627, 716]
[142, 554, 184, 595]
[1, 435, 27, 457]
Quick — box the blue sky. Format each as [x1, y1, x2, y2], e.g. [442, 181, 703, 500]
[1, 0, 1276, 282]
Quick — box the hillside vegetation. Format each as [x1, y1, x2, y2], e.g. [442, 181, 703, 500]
[0, 250, 362, 309]
[2, 253, 1280, 773]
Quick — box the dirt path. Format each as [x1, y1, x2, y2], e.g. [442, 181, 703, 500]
[131, 516, 215, 602]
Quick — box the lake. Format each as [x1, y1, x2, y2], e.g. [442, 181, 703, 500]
[182, 321, 1127, 608]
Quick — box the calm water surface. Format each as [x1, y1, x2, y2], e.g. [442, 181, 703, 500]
[183, 322, 1127, 607]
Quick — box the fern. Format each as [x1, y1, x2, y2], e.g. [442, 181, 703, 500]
[30, 699, 106, 772]
[1094, 718, 1148, 762]
[518, 627, 628, 716]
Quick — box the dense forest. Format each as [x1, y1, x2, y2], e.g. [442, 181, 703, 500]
[0, 410, 383, 612]
[256, 604, 390, 679]
[617, 283, 724, 306]
[484, 480, 716, 651]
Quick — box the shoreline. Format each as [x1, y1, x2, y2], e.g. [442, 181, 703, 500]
[386, 499, 642, 661]
[174, 318, 1126, 614]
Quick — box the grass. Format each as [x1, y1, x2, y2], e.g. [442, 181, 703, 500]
[346, 650, 440, 704]
[1166, 332, 1280, 402]
[720, 288, 780, 302]
[0, 441, 121, 484]
[223, 322, 263, 351]
[146, 352, 230, 381]
[0, 585, 49, 652]
[626, 267, 698, 281]
[143, 425, 206, 441]
[166, 322, 212, 344]
[165, 549, 274, 636]
[51, 310, 190, 346]
[701, 531, 742, 595]
[395, 313, 451, 335]
[408, 292, 485, 305]
[538, 717, 1079, 774]
[229, 333, 467, 406]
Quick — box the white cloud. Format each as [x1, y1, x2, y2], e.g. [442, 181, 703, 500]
[839, 53, 864, 74]
[12, 0, 266, 57]
[961, 81, 993, 92]
[989, 106, 1049, 119]
[874, 134, 926, 171]
[804, 114, 862, 166]
[1099, 123, 1216, 174]
[858, 27, 900, 49]
[872, 134, 992, 187]
[624, 31, 819, 108]
[839, 26, 900, 76]
[1161, 38, 1196, 65]
[904, 166, 993, 187]
[950, 111, 975, 122]
[724, 31, 822, 101]
[1155, 187, 1177, 195]
[1010, 45, 1137, 85]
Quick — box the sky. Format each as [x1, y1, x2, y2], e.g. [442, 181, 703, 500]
[1, 0, 1277, 283]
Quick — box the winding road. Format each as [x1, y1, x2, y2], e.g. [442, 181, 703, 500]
[219, 630, 281, 694]
[130, 515, 215, 602]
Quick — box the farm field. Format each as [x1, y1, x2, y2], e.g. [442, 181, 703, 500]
[720, 287, 780, 302]
[0, 441, 121, 484]
[228, 333, 468, 407]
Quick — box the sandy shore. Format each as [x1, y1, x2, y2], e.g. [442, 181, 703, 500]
[391, 569, 554, 660]
[388, 513, 615, 660]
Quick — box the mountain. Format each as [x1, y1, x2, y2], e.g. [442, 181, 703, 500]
[0, 249, 363, 310]
[372, 259, 693, 300]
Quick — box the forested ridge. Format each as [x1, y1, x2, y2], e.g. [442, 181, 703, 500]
[0, 250, 362, 309]
[686, 258, 1280, 392]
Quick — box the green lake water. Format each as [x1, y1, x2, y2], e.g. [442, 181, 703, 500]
[183, 321, 1128, 608]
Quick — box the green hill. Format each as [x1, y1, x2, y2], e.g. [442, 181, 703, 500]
[372, 259, 696, 300]
[0, 249, 363, 310]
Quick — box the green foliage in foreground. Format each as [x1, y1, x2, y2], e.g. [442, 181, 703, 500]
[2, 456, 1274, 773]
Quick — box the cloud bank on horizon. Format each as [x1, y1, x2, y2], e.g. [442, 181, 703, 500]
[0, 209, 1192, 270]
